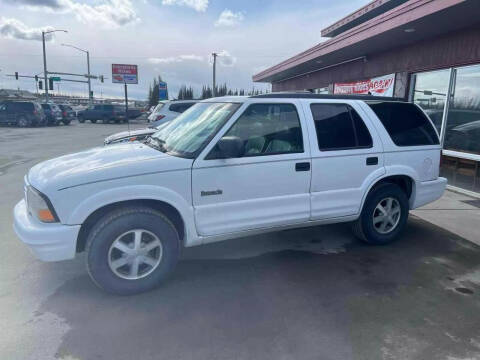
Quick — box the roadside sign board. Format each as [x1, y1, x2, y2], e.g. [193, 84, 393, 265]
[159, 81, 168, 100]
[50, 77, 61, 82]
[112, 64, 138, 84]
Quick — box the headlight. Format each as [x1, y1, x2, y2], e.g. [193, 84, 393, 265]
[26, 186, 59, 223]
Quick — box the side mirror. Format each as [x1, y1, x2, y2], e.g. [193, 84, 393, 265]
[216, 136, 244, 159]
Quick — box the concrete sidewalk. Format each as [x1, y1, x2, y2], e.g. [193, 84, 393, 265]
[412, 190, 480, 245]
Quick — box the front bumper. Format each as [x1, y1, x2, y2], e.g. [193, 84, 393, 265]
[13, 199, 80, 262]
[412, 177, 447, 209]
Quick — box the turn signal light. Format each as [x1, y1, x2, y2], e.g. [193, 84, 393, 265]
[38, 209, 56, 223]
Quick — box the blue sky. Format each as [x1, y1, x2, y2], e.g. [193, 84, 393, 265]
[0, 0, 370, 100]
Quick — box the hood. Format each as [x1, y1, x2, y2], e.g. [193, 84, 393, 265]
[105, 128, 157, 143]
[28, 142, 192, 193]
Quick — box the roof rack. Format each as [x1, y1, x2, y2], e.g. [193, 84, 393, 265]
[250, 92, 405, 102]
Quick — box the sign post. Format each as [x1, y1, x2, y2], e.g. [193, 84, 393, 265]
[112, 64, 138, 124]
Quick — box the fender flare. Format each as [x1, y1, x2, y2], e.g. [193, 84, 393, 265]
[359, 165, 419, 212]
[66, 185, 198, 244]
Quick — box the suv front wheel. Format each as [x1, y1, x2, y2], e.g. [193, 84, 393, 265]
[352, 183, 409, 245]
[86, 206, 180, 295]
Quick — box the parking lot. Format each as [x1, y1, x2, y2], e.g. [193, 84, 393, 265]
[1, 120, 480, 360]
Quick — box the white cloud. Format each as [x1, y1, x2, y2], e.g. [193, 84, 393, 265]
[148, 54, 204, 64]
[214, 9, 244, 27]
[0, 17, 55, 41]
[2, 0, 139, 28]
[216, 50, 236, 67]
[161, 0, 208, 12]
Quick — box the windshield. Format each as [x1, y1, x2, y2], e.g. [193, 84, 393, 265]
[149, 102, 240, 158]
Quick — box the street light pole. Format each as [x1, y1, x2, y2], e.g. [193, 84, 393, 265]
[62, 43, 92, 105]
[42, 31, 48, 102]
[87, 50, 92, 105]
[42, 29, 68, 102]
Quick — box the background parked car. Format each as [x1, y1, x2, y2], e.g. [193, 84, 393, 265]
[57, 104, 76, 125]
[148, 100, 197, 127]
[0, 100, 46, 127]
[104, 121, 169, 145]
[41, 103, 63, 126]
[77, 104, 127, 124]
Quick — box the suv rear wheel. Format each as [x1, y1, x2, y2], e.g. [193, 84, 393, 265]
[352, 183, 409, 245]
[86, 206, 180, 295]
[91, 119, 97, 124]
[17, 116, 30, 127]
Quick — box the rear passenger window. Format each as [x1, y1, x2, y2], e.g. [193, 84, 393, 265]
[310, 103, 373, 151]
[367, 102, 439, 146]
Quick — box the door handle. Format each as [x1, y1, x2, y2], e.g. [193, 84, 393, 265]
[295, 162, 310, 171]
[366, 157, 378, 166]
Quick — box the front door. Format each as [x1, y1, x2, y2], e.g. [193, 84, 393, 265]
[192, 102, 311, 236]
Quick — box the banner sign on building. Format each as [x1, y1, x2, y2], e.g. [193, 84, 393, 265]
[112, 64, 138, 84]
[334, 73, 395, 97]
[158, 81, 168, 100]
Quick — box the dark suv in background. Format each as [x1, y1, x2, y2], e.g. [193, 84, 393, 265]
[41, 103, 63, 126]
[77, 104, 127, 124]
[57, 104, 76, 125]
[0, 101, 46, 127]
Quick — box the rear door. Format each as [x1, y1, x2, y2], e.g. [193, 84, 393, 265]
[302, 100, 385, 219]
[192, 100, 312, 236]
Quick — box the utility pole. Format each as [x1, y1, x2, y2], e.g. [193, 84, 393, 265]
[212, 52, 218, 97]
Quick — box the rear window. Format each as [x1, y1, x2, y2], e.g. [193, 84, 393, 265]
[367, 102, 439, 146]
[114, 105, 125, 112]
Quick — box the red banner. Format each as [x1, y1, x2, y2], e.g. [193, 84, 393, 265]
[334, 73, 395, 97]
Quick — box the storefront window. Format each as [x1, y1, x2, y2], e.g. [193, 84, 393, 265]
[444, 64, 480, 155]
[412, 69, 450, 134]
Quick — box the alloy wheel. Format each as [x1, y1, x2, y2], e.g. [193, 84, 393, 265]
[108, 229, 163, 280]
[372, 197, 401, 234]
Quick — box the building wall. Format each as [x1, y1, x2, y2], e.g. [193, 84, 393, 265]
[272, 25, 480, 97]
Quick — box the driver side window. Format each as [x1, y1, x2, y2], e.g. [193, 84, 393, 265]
[215, 103, 303, 158]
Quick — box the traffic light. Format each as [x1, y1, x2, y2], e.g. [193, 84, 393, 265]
[15, 72, 18, 80]
[49, 78, 54, 91]
[100, 75, 104, 83]
[38, 81, 43, 90]
[35, 75, 38, 82]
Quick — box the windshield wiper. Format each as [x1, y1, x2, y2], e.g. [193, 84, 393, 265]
[146, 137, 167, 152]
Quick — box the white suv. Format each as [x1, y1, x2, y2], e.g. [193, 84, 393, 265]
[13, 94, 447, 294]
[147, 100, 197, 127]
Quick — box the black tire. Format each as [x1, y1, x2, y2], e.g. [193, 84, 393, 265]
[17, 116, 30, 127]
[63, 119, 71, 125]
[86, 206, 180, 295]
[352, 183, 409, 245]
[78, 116, 85, 123]
[91, 119, 97, 124]
[102, 117, 109, 124]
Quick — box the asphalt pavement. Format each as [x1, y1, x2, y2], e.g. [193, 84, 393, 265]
[1, 120, 480, 360]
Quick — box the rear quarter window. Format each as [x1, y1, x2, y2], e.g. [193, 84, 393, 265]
[367, 102, 439, 146]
